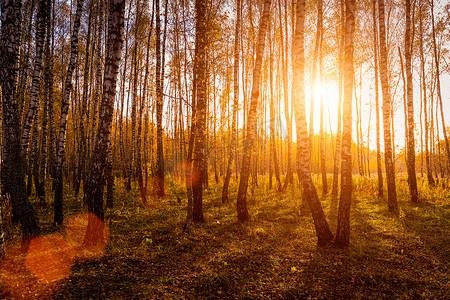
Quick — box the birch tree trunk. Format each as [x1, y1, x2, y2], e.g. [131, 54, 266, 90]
[38, 2, 53, 202]
[76, 0, 95, 197]
[292, 0, 333, 246]
[269, 21, 281, 192]
[280, 0, 293, 190]
[309, 0, 322, 173]
[17, 0, 35, 123]
[331, 0, 344, 200]
[335, 0, 355, 248]
[54, 0, 85, 226]
[30, 110, 40, 201]
[90, 0, 104, 162]
[236, 0, 271, 222]
[192, 0, 209, 223]
[47, 0, 56, 182]
[378, 0, 398, 213]
[20, 0, 48, 156]
[419, 2, 434, 186]
[0, 0, 41, 248]
[183, 42, 198, 232]
[84, 0, 125, 247]
[154, 0, 165, 198]
[318, 1, 327, 195]
[142, 0, 155, 195]
[118, 0, 131, 189]
[405, 0, 418, 203]
[373, 0, 384, 197]
[222, 0, 241, 204]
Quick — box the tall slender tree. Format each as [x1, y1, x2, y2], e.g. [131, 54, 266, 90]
[47, 0, 57, 182]
[280, 0, 293, 190]
[0, 0, 40, 248]
[309, 0, 323, 172]
[154, 0, 165, 198]
[332, 0, 345, 199]
[236, 0, 271, 222]
[419, 1, 434, 186]
[269, 20, 281, 192]
[38, 0, 53, 202]
[192, 0, 209, 223]
[54, 0, 85, 226]
[20, 0, 49, 156]
[373, 0, 384, 198]
[318, 0, 327, 195]
[222, 0, 241, 204]
[335, 0, 355, 248]
[292, 0, 333, 246]
[84, 0, 126, 247]
[378, 0, 398, 213]
[405, 0, 418, 203]
[75, 0, 95, 197]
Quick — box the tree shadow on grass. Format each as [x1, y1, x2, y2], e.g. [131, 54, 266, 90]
[50, 179, 449, 299]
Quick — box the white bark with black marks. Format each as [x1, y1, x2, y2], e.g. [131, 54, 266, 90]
[54, 0, 85, 226]
[236, 0, 271, 223]
[1, 0, 41, 248]
[335, 0, 355, 248]
[21, 0, 49, 157]
[84, 0, 125, 247]
[292, 0, 333, 246]
[378, 0, 398, 213]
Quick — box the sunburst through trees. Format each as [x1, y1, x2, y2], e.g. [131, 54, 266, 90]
[0, 0, 449, 297]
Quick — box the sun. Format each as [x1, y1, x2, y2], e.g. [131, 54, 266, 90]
[310, 80, 340, 134]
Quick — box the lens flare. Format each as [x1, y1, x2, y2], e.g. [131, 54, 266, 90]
[25, 233, 75, 283]
[62, 213, 110, 259]
[0, 237, 61, 298]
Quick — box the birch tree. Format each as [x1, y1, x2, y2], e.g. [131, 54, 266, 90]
[405, 0, 418, 203]
[192, 0, 210, 223]
[292, 0, 333, 246]
[0, 0, 41, 248]
[84, 0, 126, 247]
[222, 0, 241, 204]
[378, 0, 398, 213]
[20, 0, 49, 156]
[335, 0, 356, 248]
[236, 0, 271, 222]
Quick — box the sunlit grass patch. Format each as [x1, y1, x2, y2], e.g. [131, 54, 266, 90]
[3, 174, 447, 299]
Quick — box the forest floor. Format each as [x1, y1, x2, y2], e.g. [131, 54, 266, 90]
[0, 175, 449, 299]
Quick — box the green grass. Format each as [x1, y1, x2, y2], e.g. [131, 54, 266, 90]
[1, 175, 449, 299]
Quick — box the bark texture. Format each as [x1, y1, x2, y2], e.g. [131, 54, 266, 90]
[154, 0, 165, 198]
[292, 0, 333, 246]
[419, 2, 434, 186]
[84, 0, 125, 247]
[373, 0, 384, 198]
[54, 0, 85, 226]
[335, 0, 355, 248]
[222, 0, 241, 204]
[405, 0, 418, 203]
[331, 0, 344, 199]
[236, 0, 271, 222]
[21, 0, 49, 156]
[191, 0, 209, 223]
[378, 0, 398, 213]
[0, 0, 41, 248]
